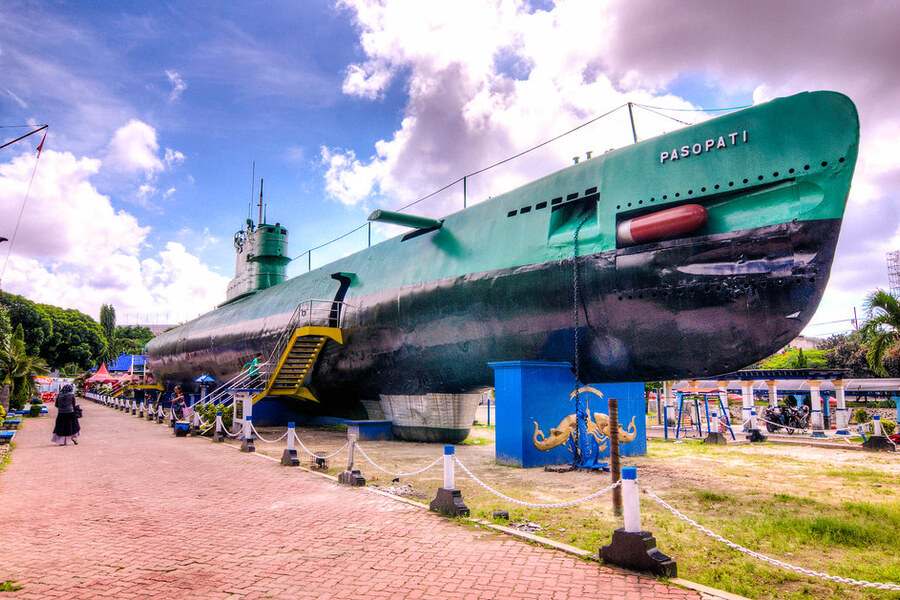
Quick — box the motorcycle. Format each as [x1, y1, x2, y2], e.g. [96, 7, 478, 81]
[763, 404, 810, 434]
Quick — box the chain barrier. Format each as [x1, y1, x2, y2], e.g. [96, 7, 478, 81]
[355, 444, 443, 478]
[249, 423, 289, 444]
[291, 432, 348, 460]
[454, 458, 621, 508]
[644, 488, 900, 591]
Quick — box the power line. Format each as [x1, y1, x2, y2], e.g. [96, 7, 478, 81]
[632, 102, 753, 113]
[0, 124, 48, 151]
[632, 103, 693, 127]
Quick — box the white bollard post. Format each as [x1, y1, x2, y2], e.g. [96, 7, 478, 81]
[429, 445, 469, 516]
[873, 414, 882, 437]
[281, 421, 299, 466]
[157, 403, 164, 423]
[621, 466, 641, 533]
[338, 434, 365, 486]
[704, 409, 726, 444]
[834, 379, 849, 434]
[240, 415, 255, 452]
[809, 380, 825, 436]
[442, 444, 455, 490]
[600, 464, 676, 576]
[213, 411, 224, 442]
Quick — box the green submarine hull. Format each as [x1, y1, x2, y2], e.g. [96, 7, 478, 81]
[148, 91, 859, 403]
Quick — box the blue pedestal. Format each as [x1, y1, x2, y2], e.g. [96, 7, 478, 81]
[347, 420, 393, 441]
[489, 361, 646, 468]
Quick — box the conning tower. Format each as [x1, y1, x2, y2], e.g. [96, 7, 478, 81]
[224, 179, 290, 304]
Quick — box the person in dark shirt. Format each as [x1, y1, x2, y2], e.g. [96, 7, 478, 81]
[52, 384, 81, 446]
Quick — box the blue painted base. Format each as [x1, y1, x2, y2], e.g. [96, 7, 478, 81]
[347, 420, 393, 441]
[489, 361, 646, 468]
[835, 429, 850, 435]
[811, 431, 827, 438]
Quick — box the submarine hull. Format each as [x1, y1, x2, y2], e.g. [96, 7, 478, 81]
[151, 218, 838, 399]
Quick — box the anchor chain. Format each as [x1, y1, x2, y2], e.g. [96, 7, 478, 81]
[571, 212, 592, 465]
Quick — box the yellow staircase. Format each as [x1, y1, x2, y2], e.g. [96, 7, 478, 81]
[253, 326, 343, 403]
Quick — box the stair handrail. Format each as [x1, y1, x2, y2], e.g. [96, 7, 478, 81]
[196, 362, 270, 408]
[263, 299, 355, 378]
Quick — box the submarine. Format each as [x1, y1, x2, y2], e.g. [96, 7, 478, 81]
[148, 91, 859, 412]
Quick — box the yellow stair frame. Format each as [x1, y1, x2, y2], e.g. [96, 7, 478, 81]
[252, 326, 343, 404]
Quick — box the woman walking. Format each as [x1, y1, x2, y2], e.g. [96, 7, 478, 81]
[52, 383, 81, 446]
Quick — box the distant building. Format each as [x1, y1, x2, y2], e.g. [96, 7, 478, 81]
[784, 335, 822, 351]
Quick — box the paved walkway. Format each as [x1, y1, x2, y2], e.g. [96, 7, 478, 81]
[1, 401, 698, 599]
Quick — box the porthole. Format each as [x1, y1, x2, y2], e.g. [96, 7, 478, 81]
[757, 175, 764, 181]
[507, 210, 517, 217]
[701, 187, 706, 192]
[566, 193, 578, 200]
[520, 206, 532, 214]
[688, 189, 693, 195]
[714, 184, 720, 190]
[789, 168, 795, 174]
[773, 171, 779, 177]
[728, 181, 734, 187]
[821, 161, 828, 167]
[551, 197, 563, 205]
[535, 201, 547, 210]
[638, 200, 643, 205]
[662, 194, 668, 199]
[804, 164, 810, 170]
[627, 202, 632, 207]
[839, 157, 845, 163]
[742, 178, 748, 184]
[675, 192, 680, 197]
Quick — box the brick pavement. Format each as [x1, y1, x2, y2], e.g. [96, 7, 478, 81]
[1, 401, 699, 599]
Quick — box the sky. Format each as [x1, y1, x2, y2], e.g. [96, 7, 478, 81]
[1, 0, 898, 337]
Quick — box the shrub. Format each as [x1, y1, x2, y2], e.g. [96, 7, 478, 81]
[851, 408, 869, 425]
[881, 419, 896, 435]
[195, 402, 233, 433]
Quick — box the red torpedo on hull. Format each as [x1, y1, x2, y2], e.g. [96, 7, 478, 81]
[616, 204, 708, 246]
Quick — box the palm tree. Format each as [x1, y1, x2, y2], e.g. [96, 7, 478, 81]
[861, 289, 900, 376]
[0, 324, 49, 410]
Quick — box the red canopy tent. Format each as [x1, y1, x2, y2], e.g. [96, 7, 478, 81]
[85, 363, 123, 387]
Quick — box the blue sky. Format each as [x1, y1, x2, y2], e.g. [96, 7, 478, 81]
[1, 1, 898, 336]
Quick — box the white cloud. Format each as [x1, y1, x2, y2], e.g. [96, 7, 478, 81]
[163, 186, 176, 199]
[327, 0, 696, 212]
[165, 69, 187, 102]
[4, 88, 27, 108]
[0, 146, 227, 322]
[164, 147, 185, 168]
[106, 119, 164, 176]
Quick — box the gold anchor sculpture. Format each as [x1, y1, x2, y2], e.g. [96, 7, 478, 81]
[533, 386, 637, 452]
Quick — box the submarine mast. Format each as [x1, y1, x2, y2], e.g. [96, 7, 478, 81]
[223, 177, 291, 304]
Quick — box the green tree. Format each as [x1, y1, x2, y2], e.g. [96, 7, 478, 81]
[0, 305, 11, 411]
[860, 289, 900, 376]
[0, 291, 53, 356]
[819, 332, 878, 377]
[99, 303, 119, 362]
[114, 325, 154, 355]
[39, 303, 106, 370]
[0, 323, 49, 411]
